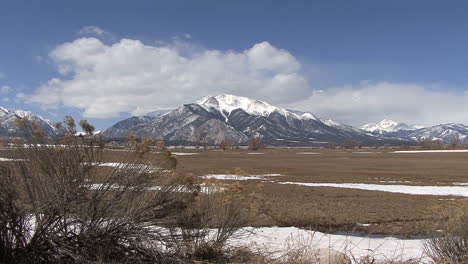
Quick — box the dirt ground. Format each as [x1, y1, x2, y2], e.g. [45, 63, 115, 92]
[2, 147, 468, 236]
[169, 148, 468, 236]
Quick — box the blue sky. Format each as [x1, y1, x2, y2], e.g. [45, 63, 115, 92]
[2, 0, 468, 129]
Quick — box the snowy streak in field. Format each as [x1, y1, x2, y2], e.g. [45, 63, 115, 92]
[280, 182, 468, 197]
[0, 157, 22, 161]
[247, 152, 264, 155]
[202, 175, 263, 180]
[229, 227, 429, 263]
[87, 183, 222, 193]
[171, 152, 200, 156]
[202, 173, 283, 181]
[296, 152, 320, 155]
[393, 150, 468, 153]
[452, 182, 468, 186]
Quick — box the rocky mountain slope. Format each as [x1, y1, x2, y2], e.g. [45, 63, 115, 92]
[0, 106, 57, 138]
[361, 119, 421, 134]
[407, 123, 468, 143]
[103, 94, 393, 145]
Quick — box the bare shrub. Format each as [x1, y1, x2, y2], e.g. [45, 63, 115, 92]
[249, 136, 264, 150]
[0, 117, 199, 263]
[218, 140, 230, 151]
[425, 210, 468, 263]
[173, 179, 251, 261]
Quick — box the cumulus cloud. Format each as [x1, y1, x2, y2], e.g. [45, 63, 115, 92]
[287, 82, 468, 126]
[27, 36, 468, 126]
[29, 38, 310, 118]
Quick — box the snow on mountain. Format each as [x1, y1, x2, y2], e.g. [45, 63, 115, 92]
[103, 94, 386, 145]
[0, 106, 58, 137]
[361, 119, 421, 134]
[197, 94, 318, 122]
[324, 119, 365, 134]
[409, 123, 468, 143]
[145, 109, 172, 118]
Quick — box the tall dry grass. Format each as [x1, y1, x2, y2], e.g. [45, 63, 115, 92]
[424, 210, 468, 263]
[0, 117, 249, 263]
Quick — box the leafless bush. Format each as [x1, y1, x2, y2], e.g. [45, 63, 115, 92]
[424, 210, 468, 263]
[218, 140, 231, 151]
[171, 178, 252, 261]
[249, 136, 265, 150]
[0, 117, 207, 263]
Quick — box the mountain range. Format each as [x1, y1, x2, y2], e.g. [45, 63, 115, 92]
[101, 94, 468, 146]
[0, 107, 57, 138]
[1, 94, 467, 146]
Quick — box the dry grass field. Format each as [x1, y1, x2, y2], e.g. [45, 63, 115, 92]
[3, 147, 468, 236]
[171, 147, 468, 236]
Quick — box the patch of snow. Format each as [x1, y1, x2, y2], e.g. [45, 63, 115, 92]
[171, 152, 200, 156]
[0, 157, 22, 161]
[296, 152, 321, 155]
[393, 150, 468, 153]
[229, 227, 429, 262]
[279, 182, 468, 197]
[202, 174, 263, 181]
[202, 173, 283, 181]
[453, 182, 468, 186]
[87, 183, 221, 193]
[247, 152, 264, 155]
[262, 173, 283, 177]
[379, 181, 414, 184]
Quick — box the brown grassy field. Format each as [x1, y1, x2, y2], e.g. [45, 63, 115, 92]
[2, 147, 468, 236]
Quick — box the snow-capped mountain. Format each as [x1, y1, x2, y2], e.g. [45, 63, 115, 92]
[361, 119, 421, 134]
[408, 123, 468, 143]
[145, 109, 172, 118]
[0, 106, 57, 137]
[103, 94, 380, 145]
[324, 119, 367, 134]
[197, 94, 319, 122]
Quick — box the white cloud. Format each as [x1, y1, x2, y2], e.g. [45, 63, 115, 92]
[78, 26, 108, 36]
[27, 37, 468, 126]
[29, 38, 310, 118]
[1, 85, 11, 94]
[287, 82, 468, 126]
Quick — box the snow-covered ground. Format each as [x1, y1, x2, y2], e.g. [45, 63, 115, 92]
[229, 227, 429, 263]
[171, 152, 200, 156]
[393, 149, 468, 153]
[280, 182, 468, 197]
[0, 157, 22, 161]
[87, 183, 221, 193]
[202, 173, 283, 181]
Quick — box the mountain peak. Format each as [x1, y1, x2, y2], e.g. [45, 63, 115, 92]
[361, 119, 419, 133]
[197, 94, 278, 118]
[197, 94, 319, 122]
